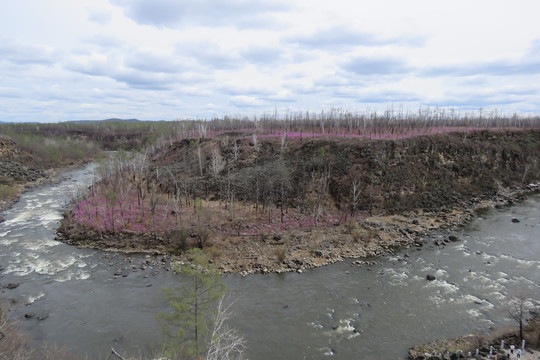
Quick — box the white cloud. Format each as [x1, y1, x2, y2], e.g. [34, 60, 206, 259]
[1, 0, 540, 122]
[229, 95, 265, 107]
[88, 9, 113, 24]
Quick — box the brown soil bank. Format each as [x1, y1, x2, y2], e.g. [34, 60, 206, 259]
[57, 130, 540, 274]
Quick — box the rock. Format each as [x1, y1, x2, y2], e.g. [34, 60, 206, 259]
[426, 274, 436, 281]
[448, 235, 459, 242]
[24, 313, 35, 319]
[6, 283, 19, 289]
[511, 218, 520, 223]
[37, 314, 49, 321]
[0, 216, 4, 224]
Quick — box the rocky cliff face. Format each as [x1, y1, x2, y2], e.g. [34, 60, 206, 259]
[297, 130, 540, 214]
[58, 129, 540, 274]
[154, 130, 540, 216]
[0, 136, 42, 183]
[0, 135, 44, 211]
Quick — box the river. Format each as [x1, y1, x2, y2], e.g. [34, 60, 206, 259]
[0, 163, 539, 359]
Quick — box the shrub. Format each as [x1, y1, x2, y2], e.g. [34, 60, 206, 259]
[166, 228, 191, 254]
[275, 245, 287, 263]
[195, 228, 211, 249]
[344, 220, 359, 234]
[0, 176, 14, 185]
[351, 229, 363, 243]
[0, 184, 17, 200]
[206, 245, 222, 261]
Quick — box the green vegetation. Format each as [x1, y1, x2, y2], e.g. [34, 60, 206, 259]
[158, 248, 226, 359]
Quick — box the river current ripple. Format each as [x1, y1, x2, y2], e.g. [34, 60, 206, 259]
[0, 163, 539, 359]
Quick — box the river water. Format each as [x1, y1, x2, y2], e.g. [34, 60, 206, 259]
[0, 164, 539, 359]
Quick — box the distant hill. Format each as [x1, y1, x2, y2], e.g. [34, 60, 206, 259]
[68, 118, 141, 124]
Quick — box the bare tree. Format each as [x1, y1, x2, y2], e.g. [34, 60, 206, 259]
[210, 147, 225, 177]
[350, 179, 362, 215]
[206, 296, 246, 360]
[0, 306, 32, 360]
[252, 134, 259, 152]
[232, 140, 240, 161]
[507, 293, 529, 343]
[197, 145, 204, 176]
[149, 169, 161, 240]
[166, 167, 182, 225]
[280, 133, 288, 152]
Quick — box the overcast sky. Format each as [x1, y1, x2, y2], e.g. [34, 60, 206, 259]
[1, 0, 540, 122]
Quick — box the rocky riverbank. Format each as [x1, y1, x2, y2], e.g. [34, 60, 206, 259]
[408, 312, 540, 359]
[56, 130, 540, 274]
[0, 135, 91, 214]
[56, 182, 539, 275]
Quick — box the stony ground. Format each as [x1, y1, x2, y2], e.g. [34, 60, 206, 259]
[57, 183, 539, 275]
[409, 317, 540, 360]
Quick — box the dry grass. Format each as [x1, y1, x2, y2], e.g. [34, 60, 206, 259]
[0, 305, 79, 360]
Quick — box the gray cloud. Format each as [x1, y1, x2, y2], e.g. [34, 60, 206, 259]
[111, 0, 288, 29]
[528, 39, 540, 57]
[240, 45, 285, 65]
[342, 56, 411, 75]
[286, 27, 426, 51]
[84, 35, 123, 49]
[113, 71, 174, 90]
[176, 42, 242, 70]
[66, 56, 179, 90]
[422, 59, 540, 77]
[218, 83, 274, 97]
[355, 91, 420, 104]
[0, 38, 57, 66]
[88, 9, 113, 24]
[125, 51, 190, 74]
[0, 87, 24, 99]
[432, 87, 539, 109]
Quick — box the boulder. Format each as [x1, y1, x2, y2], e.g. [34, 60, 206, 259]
[426, 274, 436, 281]
[511, 218, 520, 223]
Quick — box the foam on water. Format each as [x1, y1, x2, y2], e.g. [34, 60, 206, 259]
[320, 347, 334, 356]
[0, 238, 18, 245]
[39, 212, 63, 222]
[22, 239, 60, 251]
[500, 254, 540, 267]
[434, 268, 448, 277]
[54, 272, 73, 282]
[26, 292, 45, 305]
[3, 212, 32, 225]
[5, 254, 84, 277]
[466, 309, 482, 318]
[425, 279, 459, 294]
